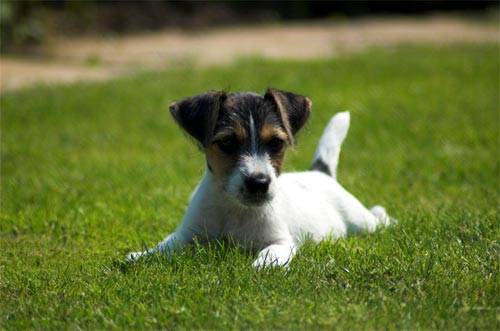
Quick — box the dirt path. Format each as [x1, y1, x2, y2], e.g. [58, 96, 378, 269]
[1, 16, 497, 92]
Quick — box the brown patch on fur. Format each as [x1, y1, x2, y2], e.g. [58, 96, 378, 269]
[206, 145, 239, 177]
[260, 123, 288, 142]
[270, 151, 285, 175]
[233, 123, 247, 142]
[267, 91, 294, 145]
[260, 124, 288, 175]
[212, 123, 246, 142]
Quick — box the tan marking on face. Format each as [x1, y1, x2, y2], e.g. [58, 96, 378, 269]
[212, 123, 247, 142]
[212, 130, 232, 142]
[206, 144, 239, 177]
[208, 122, 247, 178]
[259, 124, 288, 175]
[270, 152, 285, 175]
[260, 123, 288, 142]
[233, 123, 247, 141]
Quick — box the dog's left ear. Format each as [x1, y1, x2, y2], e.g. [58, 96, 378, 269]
[169, 91, 227, 147]
[265, 88, 312, 145]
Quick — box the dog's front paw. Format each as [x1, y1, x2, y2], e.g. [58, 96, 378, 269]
[252, 255, 289, 269]
[370, 205, 395, 226]
[252, 248, 294, 269]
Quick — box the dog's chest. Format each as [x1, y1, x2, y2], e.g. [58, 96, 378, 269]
[189, 175, 287, 250]
[217, 209, 278, 250]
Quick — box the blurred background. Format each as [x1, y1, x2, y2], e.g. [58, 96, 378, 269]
[0, 0, 498, 91]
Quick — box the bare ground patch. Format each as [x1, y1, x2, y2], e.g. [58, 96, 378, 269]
[1, 16, 498, 92]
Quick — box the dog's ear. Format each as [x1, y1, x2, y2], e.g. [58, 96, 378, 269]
[264, 88, 311, 145]
[169, 91, 227, 147]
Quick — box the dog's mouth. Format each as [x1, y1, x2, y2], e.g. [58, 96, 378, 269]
[240, 192, 272, 207]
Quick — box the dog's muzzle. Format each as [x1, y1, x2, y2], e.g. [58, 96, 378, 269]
[245, 172, 270, 194]
[241, 172, 272, 205]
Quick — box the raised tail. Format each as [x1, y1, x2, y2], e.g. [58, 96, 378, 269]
[311, 111, 350, 179]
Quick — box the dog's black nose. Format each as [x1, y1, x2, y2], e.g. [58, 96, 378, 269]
[245, 173, 271, 194]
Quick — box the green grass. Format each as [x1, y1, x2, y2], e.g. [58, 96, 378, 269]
[1, 44, 498, 330]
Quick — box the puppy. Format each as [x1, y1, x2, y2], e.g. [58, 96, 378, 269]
[127, 89, 392, 268]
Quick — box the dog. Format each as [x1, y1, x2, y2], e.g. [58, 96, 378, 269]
[127, 89, 392, 268]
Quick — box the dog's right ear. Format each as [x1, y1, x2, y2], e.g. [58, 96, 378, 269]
[169, 91, 227, 147]
[265, 88, 312, 146]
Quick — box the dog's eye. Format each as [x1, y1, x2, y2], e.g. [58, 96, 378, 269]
[267, 137, 285, 154]
[215, 136, 240, 154]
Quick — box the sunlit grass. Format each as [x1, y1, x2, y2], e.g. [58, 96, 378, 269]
[1, 44, 498, 329]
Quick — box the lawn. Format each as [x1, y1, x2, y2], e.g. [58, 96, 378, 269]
[1, 44, 498, 330]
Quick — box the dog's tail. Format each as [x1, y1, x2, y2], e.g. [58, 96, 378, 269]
[311, 111, 350, 179]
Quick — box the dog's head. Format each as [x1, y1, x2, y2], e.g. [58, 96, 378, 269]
[170, 89, 311, 207]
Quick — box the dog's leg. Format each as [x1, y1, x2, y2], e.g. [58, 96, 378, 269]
[252, 242, 297, 269]
[126, 231, 190, 262]
[370, 205, 394, 227]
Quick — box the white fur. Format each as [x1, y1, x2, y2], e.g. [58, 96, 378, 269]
[226, 153, 278, 204]
[312, 111, 350, 179]
[127, 112, 392, 268]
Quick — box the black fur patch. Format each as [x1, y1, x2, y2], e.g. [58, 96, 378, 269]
[169, 91, 226, 147]
[311, 158, 331, 176]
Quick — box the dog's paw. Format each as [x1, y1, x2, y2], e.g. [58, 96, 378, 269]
[370, 205, 394, 226]
[252, 249, 293, 269]
[252, 255, 289, 269]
